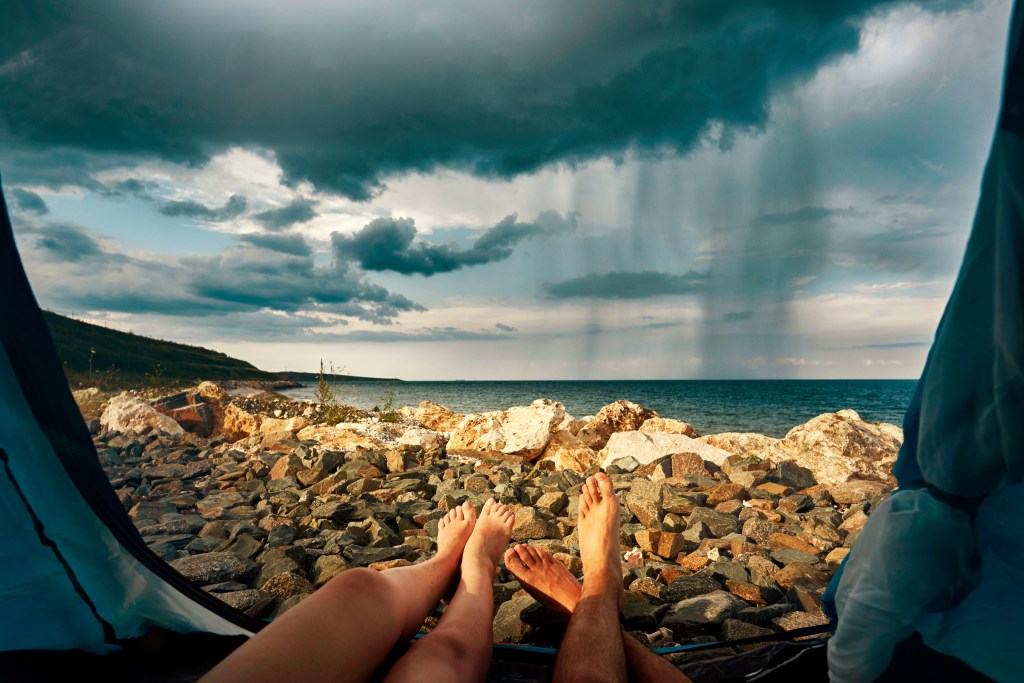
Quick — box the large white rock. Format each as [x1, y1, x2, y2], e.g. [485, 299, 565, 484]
[536, 430, 600, 473]
[447, 399, 567, 460]
[398, 426, 445, 451]
[259, 416, 310, 435]
[599, 431, 733, 469]
[577, 400, 658, 450]
[296, 424, 383, 451]
[699, 433, 782, 460]
[412, 401, 466, 433]
[775, 409, 903, 487]
[100, 394, 185, 435]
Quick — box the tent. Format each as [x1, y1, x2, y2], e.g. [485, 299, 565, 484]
[1, 1, 1021, 680]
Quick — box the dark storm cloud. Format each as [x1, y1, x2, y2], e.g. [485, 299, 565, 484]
[544, 271, 708, 300]
[159, 194, 247, 222]
[30, 223, 106, 262]
[238, 232, 312, 257]
[495, 323, 516, 333]
[254, 199, 318, 230]
[0, 1, 977, 200]
[333, 211, 576, 275]
[9, 188, 48, 214]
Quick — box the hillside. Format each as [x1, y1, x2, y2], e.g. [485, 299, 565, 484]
[44, 311, 277, 386]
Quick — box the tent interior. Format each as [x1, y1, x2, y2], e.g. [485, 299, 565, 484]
[1, 1, 1021, 681]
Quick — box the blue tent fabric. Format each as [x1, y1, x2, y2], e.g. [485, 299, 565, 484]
[825, 1, 1024, 680]
[0, 179, 259, 654]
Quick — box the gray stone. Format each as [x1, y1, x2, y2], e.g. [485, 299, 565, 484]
[312, 555, 350, 587]
[170, 552, 258, 586]
[770, 548, 821, 566]
[512, 507, 552, 541]
[662, 590, 745, 630]
[215, 589, 274, 618]
[625, 478, 663, 529]
[493, 595, 538, 643]
[661, 570, 722, 603]
[687, 507, 739, 538]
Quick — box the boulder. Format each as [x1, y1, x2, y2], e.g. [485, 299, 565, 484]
[662, 590, 746, 630]
[170, 552, 258, 586]
[414, 401, 466, 432]
[153, 391, 214, 436]
[221, 403, 262, 441]
[776, 410, 903, 487]
[101, 394, 185, 436]
[259, 416, 310, 435]
[536, 430, 600, 473]
[699, 433, 782, 460]
[578, 400, 658, 450]
[599, 432, 733, 470]
[639, 417, 699, 438]
[398, 426, 445, 452]
[447, 399, 567, 460]
[296, 424, 383, 452]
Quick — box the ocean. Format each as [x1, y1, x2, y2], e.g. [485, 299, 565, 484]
[279, 379, 916, 438]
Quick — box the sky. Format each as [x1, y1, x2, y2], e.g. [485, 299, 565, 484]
[1, 0, 1015, 380]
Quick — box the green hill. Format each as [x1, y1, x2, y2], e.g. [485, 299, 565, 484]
[43, 311, 276, 387]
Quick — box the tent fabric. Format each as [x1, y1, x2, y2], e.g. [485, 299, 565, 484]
[825, 1, 1024, 681]
[0, 180, 259, 654]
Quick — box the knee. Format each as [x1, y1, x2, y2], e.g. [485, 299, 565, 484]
[322, 567, 393, 605]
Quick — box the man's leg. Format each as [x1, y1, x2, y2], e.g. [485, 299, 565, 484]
[505, 522, 692, 682]
[552, 473, 629, 683]
[201, 502, 477, 683]
[384, 499, 515, 683]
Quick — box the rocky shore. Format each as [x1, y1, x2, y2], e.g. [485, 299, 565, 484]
[83, 383, 903, 654]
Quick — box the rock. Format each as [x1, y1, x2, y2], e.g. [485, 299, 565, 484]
[625, 478, 663, 529]
[720, 618, 775, 647]
[599, 432, 733, 470]
[634, 529, 686, 559]
[493, 595, 538, 643]
[775, 410, 903, 487]
[663, 590, 746, 630]
[170, 552, 258, 586]
[153, 391, 215, 437]
[537, 430, 600, 473]
[535, 491, 569, 515]
[705, 483, 748, 506]
[772, 610, 830, 633]
[687, 507, 739, 538]
[296, 425, 383, 452]
[447, 399, 567, 460]
[260, 572, 315, 601]
[699, 433, 782, 460]
[221, 403, 262, 441]
[269, 454, 305, 480]
[512, 507, 553, 541]
[576, 400, 658, 450]
[621, 596, 668, 631]
[414, 401, 466, 432]
[259, 416, 310, 434]
[661, 571, 722, 603]
[100, 394, 185, 436]
[830, 480, 889, 505]
[398, 426, 444, 452]
[215, 589, 274, 618]
[312, 555, 349, 587]
[639, 417, 699, 438]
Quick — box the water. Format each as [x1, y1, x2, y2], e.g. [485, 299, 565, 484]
[280, 379, 916, 438]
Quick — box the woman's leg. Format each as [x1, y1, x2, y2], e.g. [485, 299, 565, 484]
[201, 502, 477, 683]
[383, 499, 515, 683]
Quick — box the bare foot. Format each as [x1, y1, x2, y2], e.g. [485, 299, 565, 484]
[577, 473, 622, 585]
[504, 544, 582, 620]
[462, 499, 515, 581]
[435, 501, 477, 564]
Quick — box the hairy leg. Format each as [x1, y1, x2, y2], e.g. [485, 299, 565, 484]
[202, 502, 477, 683]
[506, 517, 692, 682]
[552, 473, 629, 683]
[384, 499, 515, 683]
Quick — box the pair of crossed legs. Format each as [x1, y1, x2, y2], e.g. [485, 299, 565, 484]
[202, 475, 691, 683]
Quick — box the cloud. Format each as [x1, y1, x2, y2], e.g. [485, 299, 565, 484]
[752, 206, 861, 227]
[854, 341, 931, 348]
[254, 198, 317, 230]
[238, 233, 312, 257]
[852, 280, 938, 292]
[544, 270, 708, 299]
[159, 194, 248, 221]
[9, 187, 48, 214]
[722, 311, 755, 322]
[495, 322, 516, 332]
[333, 211, 576, 275]
[0, 1, 978, 199]
[98, 177, 159, 200]
[28, 223, 107, 262]
[310, 327, 514, 343]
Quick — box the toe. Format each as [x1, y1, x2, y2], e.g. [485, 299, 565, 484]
[596, 472, 614, 497]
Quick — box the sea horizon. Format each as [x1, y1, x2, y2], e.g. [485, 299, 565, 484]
[280, 378, 917, 439]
